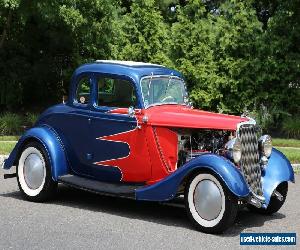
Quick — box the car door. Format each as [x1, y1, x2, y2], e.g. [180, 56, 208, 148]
[48, 74, 94, 177]
[88, 74, 151, 183]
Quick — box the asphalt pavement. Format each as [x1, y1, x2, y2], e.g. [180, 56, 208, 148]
[0, 167, 299, 250]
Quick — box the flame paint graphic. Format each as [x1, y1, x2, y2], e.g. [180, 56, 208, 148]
[94, 127, 150, 181]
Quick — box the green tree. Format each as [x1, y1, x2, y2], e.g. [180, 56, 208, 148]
[0, 0, 121, 110]
[171, 0, 264, 114]
[112, 0, 172, 65]
[257, 0, 300, 118]
[0, 0, 298, 136]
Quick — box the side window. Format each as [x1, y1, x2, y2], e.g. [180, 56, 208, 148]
[76, 76, 91, 105]
[97, 76, 137, 108]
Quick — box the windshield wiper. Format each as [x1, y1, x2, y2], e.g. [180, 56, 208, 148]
[163, 75, 172, 97]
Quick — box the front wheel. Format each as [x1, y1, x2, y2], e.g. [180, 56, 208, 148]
[17, 142, 57, 202]
[185, 172, 238, 234]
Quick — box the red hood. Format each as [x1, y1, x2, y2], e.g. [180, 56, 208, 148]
[142, 105, 248, 131]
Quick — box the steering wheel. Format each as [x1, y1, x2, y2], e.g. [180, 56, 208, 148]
[160, 95, 176, 103]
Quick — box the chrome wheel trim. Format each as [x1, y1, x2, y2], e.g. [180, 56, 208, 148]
[194, 179, 222, 221]
[23, 153, 45, 189]
[18, 147, 46, 196]
[188, 173, 225, 228]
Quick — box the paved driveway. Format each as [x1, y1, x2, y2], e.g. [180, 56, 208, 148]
[0, 168, 299, 249]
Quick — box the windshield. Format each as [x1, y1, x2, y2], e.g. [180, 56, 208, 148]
[141, 76, 189, 108]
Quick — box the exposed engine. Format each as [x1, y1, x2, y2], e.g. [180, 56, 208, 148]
[174, 129, 234, 167]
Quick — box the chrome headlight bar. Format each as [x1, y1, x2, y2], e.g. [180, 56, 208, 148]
[225, 118, 273, 165]
[224, 138, 242, 164]
[258, 134, 272, 158]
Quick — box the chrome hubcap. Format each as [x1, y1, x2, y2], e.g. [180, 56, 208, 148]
[23, 153, 45, 190]
[194, 179, 222, 221]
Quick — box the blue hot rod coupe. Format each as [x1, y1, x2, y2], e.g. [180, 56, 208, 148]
[2, 60, 295, 233]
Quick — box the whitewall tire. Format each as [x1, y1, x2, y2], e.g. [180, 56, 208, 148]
[185, 171, 238, 234]
[17, 142, 57, 202]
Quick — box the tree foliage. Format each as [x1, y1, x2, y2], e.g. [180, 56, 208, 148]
[171, 0, 264, 113]
[0, 0, 299, 130]
[112, 0, 172, 65]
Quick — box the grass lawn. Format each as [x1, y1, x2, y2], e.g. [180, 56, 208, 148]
[273, 138, 300, 148]
[0, 141, 16, 155]
[275, 147, 300, 164]
[0, 136, 19, 141]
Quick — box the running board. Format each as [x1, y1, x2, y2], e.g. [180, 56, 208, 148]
[58, 174, 145, 199]
[4, 173, 17, 179]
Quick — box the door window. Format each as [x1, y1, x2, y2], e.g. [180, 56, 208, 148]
[96, 76, 137, 108]
[76, 76, 91, 105]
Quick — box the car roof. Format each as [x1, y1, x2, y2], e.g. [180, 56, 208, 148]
[73, 60, 183, 81]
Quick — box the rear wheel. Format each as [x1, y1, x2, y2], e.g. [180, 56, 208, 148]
[17, 142, 57, 202]
[248, 182, 288, 215]
[185, 172, 238, 234]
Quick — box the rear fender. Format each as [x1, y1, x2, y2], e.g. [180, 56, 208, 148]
[136, 154, 250, 201]
[3, 125, 69, 180]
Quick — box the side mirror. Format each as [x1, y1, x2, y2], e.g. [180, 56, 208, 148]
[128, 106, 135, 117]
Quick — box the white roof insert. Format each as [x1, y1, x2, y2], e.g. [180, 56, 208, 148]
[95, 60, 163, 67]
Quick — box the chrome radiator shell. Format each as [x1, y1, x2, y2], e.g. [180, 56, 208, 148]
[237, 122, 263, 197]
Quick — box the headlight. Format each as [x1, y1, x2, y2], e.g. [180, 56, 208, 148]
[259, 135, 272, 158]
[225, 138, 242, 164]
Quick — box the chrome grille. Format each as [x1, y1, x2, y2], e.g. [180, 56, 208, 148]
[238, 124, 263, 196]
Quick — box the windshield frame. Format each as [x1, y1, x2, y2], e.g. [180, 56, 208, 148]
[140, 75, 189, 109]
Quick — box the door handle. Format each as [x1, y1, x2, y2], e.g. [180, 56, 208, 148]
[86, 153, 93, 160]
[88, 118, 91, 124]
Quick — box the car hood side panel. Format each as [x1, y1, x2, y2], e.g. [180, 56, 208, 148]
[143, 105, 247, 130]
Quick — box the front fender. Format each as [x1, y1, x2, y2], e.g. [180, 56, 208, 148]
[3, 125, 69, 180]
[136, 154, 250, 201]
[262, 148, 295, 206]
